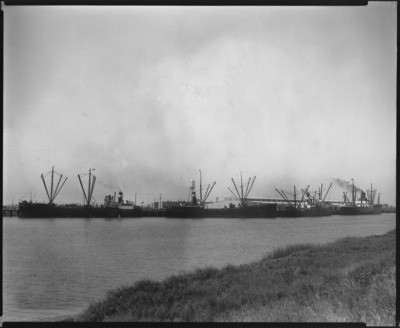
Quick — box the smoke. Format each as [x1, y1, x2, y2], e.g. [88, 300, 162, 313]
[95, 178, 120, 191]
[333, 178, 365, 193]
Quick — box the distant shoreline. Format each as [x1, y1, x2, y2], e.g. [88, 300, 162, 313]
[67, 229, 395, 324]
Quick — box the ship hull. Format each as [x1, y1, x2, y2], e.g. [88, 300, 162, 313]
[117, 206, 143, 218]
[277, 207, 303, 218]
[277, 205, 332, 218]
[18, 202, 142, 218]
[337, 205, 380, 216]
[166, 204, 277, 218]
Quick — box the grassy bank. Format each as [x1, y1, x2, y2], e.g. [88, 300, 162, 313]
[73, 229, 395, 324]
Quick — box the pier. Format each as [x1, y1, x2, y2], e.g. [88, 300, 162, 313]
[3, 207, 19, 217]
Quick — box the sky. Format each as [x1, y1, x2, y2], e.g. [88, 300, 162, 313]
[3, 3, 397, 206]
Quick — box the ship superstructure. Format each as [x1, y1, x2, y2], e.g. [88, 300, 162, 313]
[275, 183, 332, 217]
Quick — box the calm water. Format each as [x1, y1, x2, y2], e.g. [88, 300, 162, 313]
[2, 213, 396, 322]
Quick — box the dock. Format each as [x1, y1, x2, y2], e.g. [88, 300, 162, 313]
[3, 207, 19, 217]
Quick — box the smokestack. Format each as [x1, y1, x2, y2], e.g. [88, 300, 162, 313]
[190, 180, 196, 203]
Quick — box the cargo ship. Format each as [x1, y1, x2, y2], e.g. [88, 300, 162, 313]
[165, 171, 277, 218]
[336, 181, 382, 216]
[18, 167, 142, 218]
[275, 183, 333, 217]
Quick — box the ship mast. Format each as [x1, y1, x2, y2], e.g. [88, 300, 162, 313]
[50, 167, 54, 204]
[199, 170, 203, 205]
[240, 172, 244, 200]
[322, 183, 332, 203]
[298, 185, 310, 208]
[230, 173, 256, 207]
[343, 192, 351, 204]
[367, 183, 377, 205]
[294, 186, 296, 208]
[197, 170, 216, 207]
[275, 189, 291, 206]
[78, 168, 96, 206]
[41, 166, 68, 204]
[371, 183, 374, 204]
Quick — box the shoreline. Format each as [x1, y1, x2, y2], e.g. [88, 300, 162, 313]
[69, 229, 395, 323]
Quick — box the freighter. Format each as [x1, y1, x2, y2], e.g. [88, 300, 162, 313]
[275, 184, 333, 217]
[18, 167, 142, 218]
[336, 181, 382, 216]
[165, 171, 277, 218]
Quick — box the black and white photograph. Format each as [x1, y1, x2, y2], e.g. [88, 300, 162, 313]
[2, 2, 396, 324]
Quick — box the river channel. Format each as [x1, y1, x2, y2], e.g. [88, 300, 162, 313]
[2, 213, 396, 322]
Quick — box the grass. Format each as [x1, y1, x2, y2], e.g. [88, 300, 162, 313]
[72, 229, 395, 324]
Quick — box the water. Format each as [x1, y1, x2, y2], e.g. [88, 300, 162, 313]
[2, 213, 396, 322]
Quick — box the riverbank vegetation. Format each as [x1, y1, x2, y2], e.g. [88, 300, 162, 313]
[73, 229, 395, 324]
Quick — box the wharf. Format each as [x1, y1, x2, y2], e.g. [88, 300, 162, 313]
[3, 207, 19, 217]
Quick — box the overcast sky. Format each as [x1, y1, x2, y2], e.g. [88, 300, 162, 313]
[3, 3, 397, 206]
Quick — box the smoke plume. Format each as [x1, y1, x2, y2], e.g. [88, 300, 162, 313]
[333, 178, 365, 193]
[96, 178, 120, 191]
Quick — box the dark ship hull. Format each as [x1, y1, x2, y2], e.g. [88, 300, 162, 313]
[337, 205, 381, 216]
[18, 201, 142, 218]
[166, 204, 277, 218]
[277, 206, 303, 218]
[117, 206, 143, 218]
[277, 205, 332, 218]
